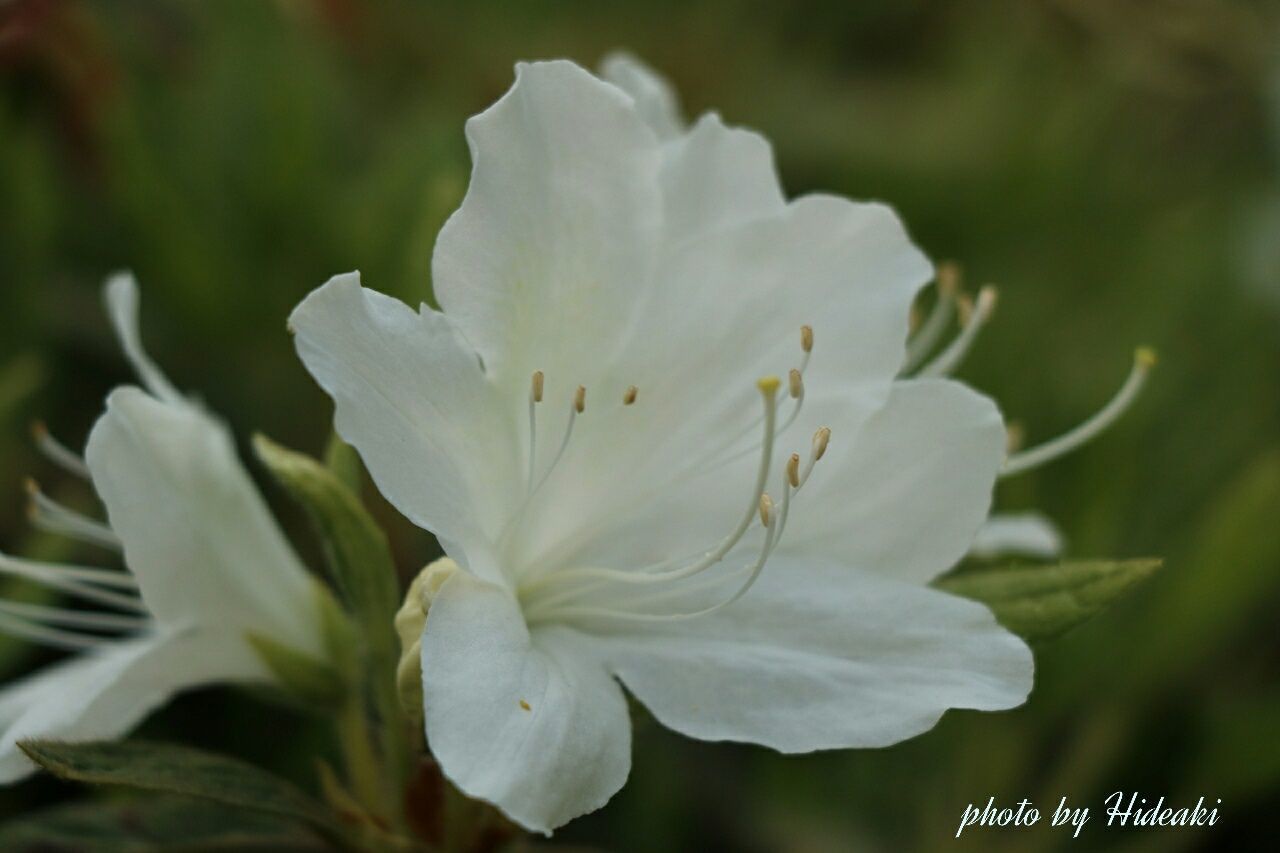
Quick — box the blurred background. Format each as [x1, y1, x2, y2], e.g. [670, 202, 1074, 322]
[1, 0, 1278, 850]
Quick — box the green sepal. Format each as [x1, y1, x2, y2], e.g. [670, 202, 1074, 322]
[934, 558, 1162, 642]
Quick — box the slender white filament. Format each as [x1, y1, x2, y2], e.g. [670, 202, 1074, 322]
[901, 278, 957, 374]
[918, 286, 997, 378]
[31, 423, 92, 480]
[1001, 349, 1155, 477]
[0, 609, 116, 652]
[0, 599, 148, 631]
[26, 484, 121, 550]
[0, 554, 146, 613]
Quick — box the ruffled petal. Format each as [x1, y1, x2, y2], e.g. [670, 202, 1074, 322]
[290, 274, 517, 568]
[421, 572, 630, 834]
[594, 556, 1032, 753]
[0, 629, 265, 783]
[599, 51, 684, 140]
[84, 388, 323, 655]
[782, 378, 1006, 584]
[432, 60, 663, 390]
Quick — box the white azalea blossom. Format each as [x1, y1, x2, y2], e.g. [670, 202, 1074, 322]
[291, 55, 1149, 834]
[0, 274, 330, 783]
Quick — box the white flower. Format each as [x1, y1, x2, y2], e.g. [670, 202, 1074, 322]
[289, 55, 1144, 834]
[0, 273, 329, 783]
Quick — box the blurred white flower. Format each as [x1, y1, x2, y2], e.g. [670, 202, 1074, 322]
[294, 54, 1150, 833]
[0, 274, 330, 783]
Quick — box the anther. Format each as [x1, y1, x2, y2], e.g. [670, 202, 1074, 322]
[623, 385, 638, 406]
[1005, 421, 1025, 454]
[787, 454, 801, 488]
[800, 325, 814, 354]
[759, 493, 774, 527]
[788, 368, 803, 400]
[530, 370, 544, 403]
[937, 261, 961, 297]
[574, 385, 587, 413]
[812, 427, 831, 461]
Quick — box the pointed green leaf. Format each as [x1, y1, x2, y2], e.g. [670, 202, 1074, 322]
[934, 558, 1162, 642]
[0, 795, 328, 852]
[17, 740, 346, 842]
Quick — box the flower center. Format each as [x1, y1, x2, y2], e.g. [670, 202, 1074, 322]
[512, 327, 830, 627]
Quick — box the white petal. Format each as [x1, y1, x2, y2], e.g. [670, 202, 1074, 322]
[596, 556, 1032, 753]
[970, 512, 1065, 559]
[432, 60, 663, 389]
[84, 388, 323, 656]
[0, 629, 265, 783]
[290, 274, 516, 571]
[658, 112, 786, 246]
[599, 51, 684, 140]
[783, 378, 1006, 584]
[502, 196, 931, 581]
[102, 272, 183, 405]
[421, 571, 630, 834]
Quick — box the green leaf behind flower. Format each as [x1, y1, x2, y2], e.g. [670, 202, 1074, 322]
[16, 740, 345, 843]
[935, 558, 1162, 642]
[0, 794, 328, 852]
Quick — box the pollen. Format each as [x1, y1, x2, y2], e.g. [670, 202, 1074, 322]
[623, 385, 638, 406]
[574, 385, 587, 413]
[519, 699, 532, 711]
[800, 325, 814, 354]
[530, 370, 544, 403]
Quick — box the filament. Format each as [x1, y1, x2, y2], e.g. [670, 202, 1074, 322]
[30, 422, 91, 480]
[918, 286, 997, 378]
[902, 263, 960, 374]
[1001, 348, 1156, 478]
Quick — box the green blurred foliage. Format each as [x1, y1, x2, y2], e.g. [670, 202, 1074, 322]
[1, 0, 1278, 849]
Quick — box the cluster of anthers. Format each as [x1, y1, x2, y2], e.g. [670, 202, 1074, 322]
[0, 423, 148, 652]
[513, 325, 829, 626]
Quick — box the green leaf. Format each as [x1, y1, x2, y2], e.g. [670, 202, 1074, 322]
[0, 795, 328, 852]
[17, 740, 345, 843]
[934, 558, 1162, 642]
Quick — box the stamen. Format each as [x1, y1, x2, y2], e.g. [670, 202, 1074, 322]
[25, 479, 121, 551]
[519, 377, 782, 607]
[0, 609, 116, 652]
[0, 599, 147, 632]
[0, 553, 146, 614]
[527, 371, 544, 488]
[902, 263, 961, 373]
[623, 385, 638, 406]
[30, 421, 92, 480]
[918, 285, 997, 378]
[1002, 348, 1156, 478]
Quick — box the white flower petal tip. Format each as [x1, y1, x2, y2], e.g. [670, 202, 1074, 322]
[599, 50, 684, 139]
[970, 513, 1065, 560]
